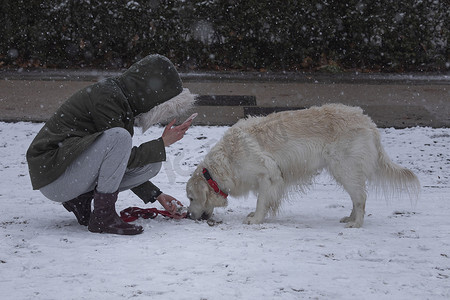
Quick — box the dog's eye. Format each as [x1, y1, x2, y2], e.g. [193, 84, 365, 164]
[188, 197, 193, 202]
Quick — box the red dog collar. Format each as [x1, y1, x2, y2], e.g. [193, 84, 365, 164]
[202, 168, 228, 198]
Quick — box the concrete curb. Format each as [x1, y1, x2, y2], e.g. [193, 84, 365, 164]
[1, 69, 449, 84]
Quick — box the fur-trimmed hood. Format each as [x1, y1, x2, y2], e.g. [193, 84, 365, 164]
[135, 87, 197, 132]
[115, 54, 197, 132]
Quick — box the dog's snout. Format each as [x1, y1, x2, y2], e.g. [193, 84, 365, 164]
[201, 212, 210, 220]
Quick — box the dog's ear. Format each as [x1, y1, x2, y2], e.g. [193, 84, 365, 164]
[188, 173, 209, 205]
[199, 178, 210, 205]
[215, 196, 228, 208]
[206, 184, 228, 208]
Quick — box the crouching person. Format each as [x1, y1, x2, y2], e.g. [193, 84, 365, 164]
[26, 54, 196, 235]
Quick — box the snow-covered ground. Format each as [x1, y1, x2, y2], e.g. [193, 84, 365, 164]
[1, 122, 449, 299]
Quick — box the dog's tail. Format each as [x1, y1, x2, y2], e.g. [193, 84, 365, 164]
[372, 130, 420, 202]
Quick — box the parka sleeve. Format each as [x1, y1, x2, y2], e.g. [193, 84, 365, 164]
[131, 181, 162, 204]
[128, 137, 166, 169]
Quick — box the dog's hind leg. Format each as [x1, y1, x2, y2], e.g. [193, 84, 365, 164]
[339, 184, 367, 228]
[326, 130, 376, 228]
[329, 162, 368, 228]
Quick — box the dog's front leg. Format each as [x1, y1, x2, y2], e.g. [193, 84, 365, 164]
[244, 194, 270, 225]
[244, 180, 282, 225]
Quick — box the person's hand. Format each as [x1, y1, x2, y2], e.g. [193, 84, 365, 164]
[156, 193, 186, 219]
[161, 119, 192, 147]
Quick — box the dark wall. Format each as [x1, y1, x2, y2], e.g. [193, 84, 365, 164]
[1, 0, 448, 72]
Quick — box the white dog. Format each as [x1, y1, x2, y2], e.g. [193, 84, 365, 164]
[186, 104, 420, 228]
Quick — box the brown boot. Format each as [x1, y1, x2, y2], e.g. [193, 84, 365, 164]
[88, 190, 143, 235]
[62, 191, 94, 226]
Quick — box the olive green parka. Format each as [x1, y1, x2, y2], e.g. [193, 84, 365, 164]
[26, 55, 182, 192]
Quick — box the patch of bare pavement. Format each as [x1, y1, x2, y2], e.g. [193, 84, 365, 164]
[0, 69, 448, 128]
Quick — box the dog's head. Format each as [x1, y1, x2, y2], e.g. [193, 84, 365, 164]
[186, 166, 228, 220]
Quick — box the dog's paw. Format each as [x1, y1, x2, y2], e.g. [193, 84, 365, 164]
[344, 221, 363, 228]
[244, 212, 263, 225]
[340, 216, 355, 223]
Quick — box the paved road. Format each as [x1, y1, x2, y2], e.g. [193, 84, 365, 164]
[0, 70, 448, 128]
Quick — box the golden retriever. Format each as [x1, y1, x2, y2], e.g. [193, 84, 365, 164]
[186, 104, 420, 227]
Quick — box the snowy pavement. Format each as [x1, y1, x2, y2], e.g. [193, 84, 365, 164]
[0, 122, 449, 299]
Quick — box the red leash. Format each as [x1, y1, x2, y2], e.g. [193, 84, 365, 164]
[120, 207, 186, 222]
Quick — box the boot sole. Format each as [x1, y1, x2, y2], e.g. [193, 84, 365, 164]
[63, 203, 90, 226]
